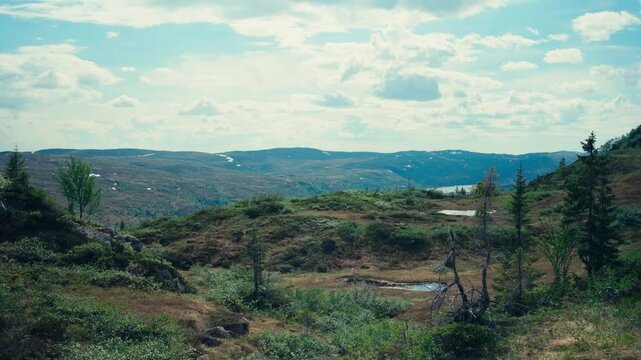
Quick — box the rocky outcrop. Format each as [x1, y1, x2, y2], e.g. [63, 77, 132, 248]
[197, 320, 250, 347]
[197, 334, 222, 347]
[221, 317, 250, 337]
[77, 227, 112, 247]
[114, 234, 143, 252]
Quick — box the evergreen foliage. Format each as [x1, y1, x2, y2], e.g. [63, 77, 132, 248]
[494, 163, 538, 313]
[562, 132, 618, 275]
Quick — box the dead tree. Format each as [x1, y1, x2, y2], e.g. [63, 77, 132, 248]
[247, 228, 265, 301]
[431, 224, 486, 324]
[477, 167, 497, 319]
[432, 168, 497, 324]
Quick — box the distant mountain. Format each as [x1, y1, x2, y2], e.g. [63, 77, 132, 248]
[2, 147, 575, 225]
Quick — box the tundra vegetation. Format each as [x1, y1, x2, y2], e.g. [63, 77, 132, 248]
[1, 127, 641, 359]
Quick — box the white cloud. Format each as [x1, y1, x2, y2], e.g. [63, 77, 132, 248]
[106, 31, 119, 38]
[590, 64, 626, 78]
[547, 33, 569, 42]
[374, 71, 441, 101]
[572, 11, 641, 41]
[315, 93, 354, 108]
[119, 66, 136, 72]
[551, 80, 599, 94]
[179, 98, 220, 116]
[500, 61, 537, 71]
[0, 0, 512, 48]
[543, 48, 583, 64]
[590, 64, 640, 87]
[108, 94, 139, 107]
[0, 43, 118, 109]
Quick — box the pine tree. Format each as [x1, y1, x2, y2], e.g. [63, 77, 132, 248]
[3, 146, 29, 188]
[591, 157, 619, 271]
[494, 163, 538, 313]
[562, 132, 618, 275]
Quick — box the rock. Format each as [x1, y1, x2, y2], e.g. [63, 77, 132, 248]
[114, 234, 143, 252]
[197, 334, 221, 347]
[168, 277, 186, 293]
[222, 318, 250, 337]
[78, 227, 112, 248]
[96, 226, 115, 236]
[205, 326, 232, 339]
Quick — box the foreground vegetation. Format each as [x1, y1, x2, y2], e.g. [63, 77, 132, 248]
[2, 126, 641, 359]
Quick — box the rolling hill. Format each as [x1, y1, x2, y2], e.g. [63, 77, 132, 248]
[1, 147, 574, 225]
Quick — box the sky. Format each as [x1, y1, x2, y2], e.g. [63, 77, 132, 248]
[0, 0, 640, 154]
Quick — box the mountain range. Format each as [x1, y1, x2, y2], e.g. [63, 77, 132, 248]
[1, 147, 575, 225]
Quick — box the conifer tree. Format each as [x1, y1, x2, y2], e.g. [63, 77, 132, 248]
[494, 163, 537, 313]
[3, 146, 29, 188]
[562, 132, 618, 275]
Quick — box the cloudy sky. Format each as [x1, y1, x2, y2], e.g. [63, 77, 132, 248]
[1, 0, 640, 154]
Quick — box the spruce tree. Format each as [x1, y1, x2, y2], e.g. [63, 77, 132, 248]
[494, 163, 537, 313]
[562, 132, 618, 275]
[3, 146, 29, 188]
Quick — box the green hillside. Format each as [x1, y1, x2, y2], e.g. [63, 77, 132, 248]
[1, 147, 573, 226]
[2, 129, 640, 359]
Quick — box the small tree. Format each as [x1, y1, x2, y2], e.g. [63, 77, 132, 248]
[539, 217, 577, 288]
[56, 156, 101, 219]
[477, 166, 497, 319]
[494, 163, 537, 313]
[3, 146, 29, 189]
[247, 228, 266, 301]
[563, 132, 618, 275]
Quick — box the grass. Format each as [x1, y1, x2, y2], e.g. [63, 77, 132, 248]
[499, 296, 641, 359]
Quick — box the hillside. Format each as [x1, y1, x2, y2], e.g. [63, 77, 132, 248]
[2, 139, 640, 359]
[1, 147, 574, 226]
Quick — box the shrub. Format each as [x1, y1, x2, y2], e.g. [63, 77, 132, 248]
[321, 239, 337, 254]
[617, 207, 641, 228]
[0, 237, 59, 263]
[364, 221, 395, 243]
[364, 222, 431, 251]
[132, 257, 187, 292]
[73, 267, 158, 290]
[391, 226, 431, 251]
[254, 332, 335, 360]
[430, 224, 471, 246]
[430, 323, 496, 359]
[336, 220, 360, 245]
[241, 195, 285, 218]
[580, 266, 640, 303]
[64, 242, 130, 269]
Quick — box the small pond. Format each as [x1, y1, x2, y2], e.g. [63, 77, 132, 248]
[437, 209, 476, 217]
[344, 277, 446, 292]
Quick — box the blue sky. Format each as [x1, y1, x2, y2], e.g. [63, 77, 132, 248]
[0, 0, 640, 154]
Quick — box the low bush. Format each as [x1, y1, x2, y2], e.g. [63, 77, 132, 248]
[391, 225, 431, 251]
[240, 195, 286, 218]
[253, 332, 335, 360]
[430, 224, 471, 246]
[0, 237, 59, 263]
[617, 207, 641, 228]
[430, 323, 497, 359]
[335, 220, 360, 245]
[363, 221, 395, 243]
[364, 222, 432, 251]
[577, 266, 641, 303]
[199, 265, 286, 311]
[72, 267, 158, 290]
